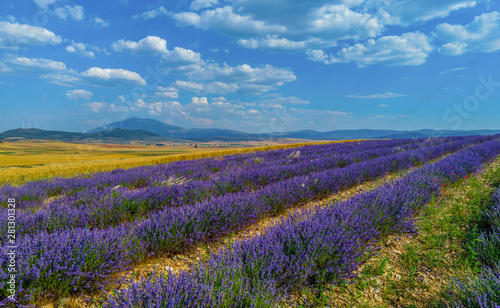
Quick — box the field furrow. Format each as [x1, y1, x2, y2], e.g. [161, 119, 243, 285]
[102, 140, 500, 308]
[0, 136, 497, 306]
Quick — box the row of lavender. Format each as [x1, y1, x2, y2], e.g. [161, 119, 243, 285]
[1, 137, 446, 238]
[449, 187, 500, 307]
[104, 140, 500, 308]
[0, 139, 398, 209]
[0, 136, 491, 304]
[2, 138, 442, 213]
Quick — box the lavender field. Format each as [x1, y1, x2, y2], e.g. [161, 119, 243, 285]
[2, 136, 500, 307]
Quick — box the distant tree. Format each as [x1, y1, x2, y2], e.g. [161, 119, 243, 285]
[194, 144, 198, 148]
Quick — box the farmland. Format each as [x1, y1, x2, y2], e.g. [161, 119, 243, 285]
[0, 140, 329, 186]
[1, 136, 500, 307]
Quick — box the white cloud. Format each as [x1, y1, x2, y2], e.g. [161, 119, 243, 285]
[173, 80, 205, 92]
[439, 42, 468, 55]
[66, 41, 97, 58]
[237, 36, 307, 50]
[172, 6, 285, 36]
[312, 32, 433, 67]
[157, 86, 179, 92]
[80, 67, 146, 86]
[54, 5, 85, 21]
[172, 4, 382, 51]
[133, 6, 168, 20]
[379, 104, 389, 107]
[435, 11, 500, 55]
[161, 47, 204, 74]
[205, 81, 239, 94]
[95, 17, 110, 27]
[132, 99, 163, 115]
[191, 96, 210, 105]
[370, 114, 408, 120]
[155, 91, 179, 99]
[85, 101, 105, 112]
[0, 56, 67, 74]
[347, 92, 406, 99]
[34, 0, 57, 9]
[306, 49, 329, 62]
[66, 89, 93, 100]
[110, 35, 295, 95]
[195, 63, 296, 87]
[190, 0, 218, 11]
[42, 67, 146, 88]
[259, 93, 310, 105]
[0, 21, 62, 49]
[168, 61, 296, 95]
[112, 36, 168, 56]
[364, 0, 477, 26]
[440, 67, 467, 74]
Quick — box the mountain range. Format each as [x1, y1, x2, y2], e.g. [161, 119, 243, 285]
[1, 116, 499, 142]
[87, 117, 500, 141]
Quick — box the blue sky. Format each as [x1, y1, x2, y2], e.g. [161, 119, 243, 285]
[1, 0, 500, 134]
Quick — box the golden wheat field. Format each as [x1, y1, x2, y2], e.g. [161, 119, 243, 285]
[0, 140, 352, 186]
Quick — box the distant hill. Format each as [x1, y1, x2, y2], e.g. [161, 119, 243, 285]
[0, 128, 184, 143]
[0, 128, 83, 141]
[274, 128, 500, 140]
[2, 117, 499, 142]
[87, 117, 500, 141]
[87, 117, 185, 137]
[88, 116, 255, 141]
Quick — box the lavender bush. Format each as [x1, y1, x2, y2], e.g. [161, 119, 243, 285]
[105, 140, 500, 308]
[0, 137, 497, 305]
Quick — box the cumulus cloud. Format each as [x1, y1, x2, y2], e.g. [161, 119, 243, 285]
[172, 6, 285, 36]
[133, 6, 168, 20]
[364, 0, 477, 26]
[95, 17, 110, 27]
[190, 0, 218, 11]
[112, 36, 168, 56]
[237, 36, 307, 51]
[34, 0, 57, 9]
[435, 11, 500, 55]
[0, 56, 67, 74]
[41, 65, 147, 87]
[172, 4, 382, 51]
[84, 101, 105, 112]
[167, 62, 296, 95]
[173, 80, 205, 92]
[110, 35, 295, 95]
[157, 86, 179, 92]
[54, 5, 85, 21]
[79, 67, 146, 86]
[439, 42, 468, 55]
[347, 92, 406, 99]
[132, 99, 163, 115]
[155, 91, 179, 99]
[259, 93, 310, 105]
[66, 89, 93, 100]
[205, 81, 239, 94]
[309, 32, 433, 67]
[0, 21, 62, 49]
[66, 41, 99, 58]
[191, 96, 210, 105]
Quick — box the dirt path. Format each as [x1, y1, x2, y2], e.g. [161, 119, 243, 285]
[45, 169, 409, 308]
[307, 158, 500, 308]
